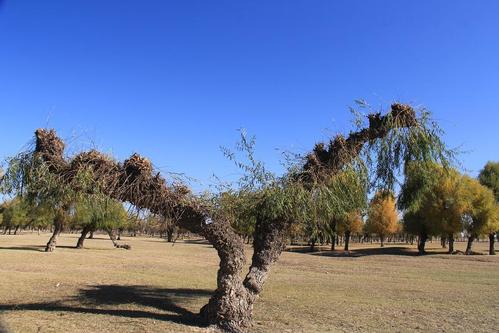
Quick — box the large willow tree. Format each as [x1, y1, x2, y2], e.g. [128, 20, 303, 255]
[2, 103, 450, 332]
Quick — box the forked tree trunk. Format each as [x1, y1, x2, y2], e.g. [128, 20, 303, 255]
[199, 216, 289, 332]
[448, 234, 454, 254]
[76, 225, 93, 249]
[489, 233, 496, 255]
[344, 231, 351, 251]
[465, 236, 474, 255]
[417, 232, 428, 255]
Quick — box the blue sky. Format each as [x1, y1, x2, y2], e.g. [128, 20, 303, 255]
[0, 1, 498, 191]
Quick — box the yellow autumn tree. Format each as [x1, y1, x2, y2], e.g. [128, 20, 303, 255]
[366, 191, 398, 247]
[461, 176, 497, 255]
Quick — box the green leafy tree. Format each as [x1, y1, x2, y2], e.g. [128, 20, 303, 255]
[1, 150, 99, 251]
[0, 197, 28, 234]
[399, 162, 464, 254]
[478, 161, 499, 201]
[73, 196, 130, 249]
[478, 161, 499, 254]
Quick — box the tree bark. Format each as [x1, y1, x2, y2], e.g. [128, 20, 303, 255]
[88, 231, 94, 239]
[447, 234, 454, 254]
[45, 209, 65, 252]
[489, 233, 496, 255]
[76, 225, 92, 249]
[465, 236, 474, 255]
[380, 235, 385, 247]
[417, 232, 428, 255]
[344, 231, 351, 251]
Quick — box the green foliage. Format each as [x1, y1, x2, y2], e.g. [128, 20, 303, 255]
[400, 162, 497, 239]
[478, 161, 499, 202]
[1, 152, 101, 211]
[401, 163, 465, 237]
[0, 197, 28, 229]
[73, 196, 129, 231]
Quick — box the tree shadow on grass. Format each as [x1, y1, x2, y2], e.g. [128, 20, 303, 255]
[286, 246, 435, 257]
[0, 285, 213, 328]
[0, 245, 45, 252]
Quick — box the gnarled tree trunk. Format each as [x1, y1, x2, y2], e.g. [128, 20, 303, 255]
[76, 225, 93, 249]
[33, 103, 419, 332]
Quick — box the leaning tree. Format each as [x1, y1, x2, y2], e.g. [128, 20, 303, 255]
[5, 103, 450, 332]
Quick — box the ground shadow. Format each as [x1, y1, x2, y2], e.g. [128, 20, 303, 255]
[285, 246, 440, 257]
[0, 245, 45, 252]
[0, 285, 214, 328]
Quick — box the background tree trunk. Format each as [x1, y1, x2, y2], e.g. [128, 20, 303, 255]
[448, 234, 454, 254]
[489, 233, 495, 255]
[417, 232, 428, 255]
[344, 231, 351, 251]
[166, 227, 175, 243]
[465, 236, 474, 255]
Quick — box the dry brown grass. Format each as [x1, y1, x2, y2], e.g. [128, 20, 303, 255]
[0, 233, 498, 333]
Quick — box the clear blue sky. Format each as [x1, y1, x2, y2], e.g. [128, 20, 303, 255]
[1, 1, 498, 191]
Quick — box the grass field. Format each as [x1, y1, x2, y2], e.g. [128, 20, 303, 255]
[0, 233, 498, 333]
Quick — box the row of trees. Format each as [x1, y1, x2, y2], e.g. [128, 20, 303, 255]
[0, 194, 185, 249]
[400, 161, 498, 255]
[2, 159, 496, 256]
[221, 160, 498, 256]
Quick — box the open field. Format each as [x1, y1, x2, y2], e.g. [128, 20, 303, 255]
[0, 233, 498, 333]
